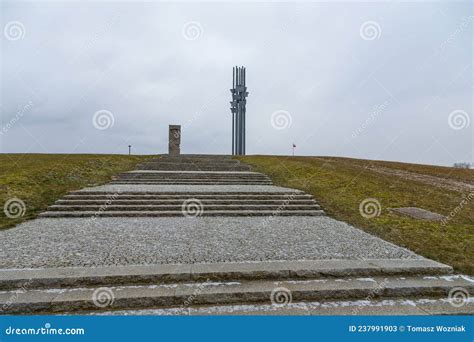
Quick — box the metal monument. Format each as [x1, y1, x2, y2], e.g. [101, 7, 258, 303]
[230, 66, 249, 155]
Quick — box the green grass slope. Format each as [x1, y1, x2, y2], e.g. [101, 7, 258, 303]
[238, 155, 473, 274]
[0, 154, 149, 230]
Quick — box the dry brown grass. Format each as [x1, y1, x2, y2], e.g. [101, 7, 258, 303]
[238, 155, 473, 274]
[0, 154, 149, 230]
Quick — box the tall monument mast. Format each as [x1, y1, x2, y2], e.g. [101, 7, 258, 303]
[230, 66, 249, 155]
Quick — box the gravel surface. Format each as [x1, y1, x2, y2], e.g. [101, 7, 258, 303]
[0, 216, 422, 269]
[78, 184, 300, 193]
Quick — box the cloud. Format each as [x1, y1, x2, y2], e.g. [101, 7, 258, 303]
[0, 1, 471, 166]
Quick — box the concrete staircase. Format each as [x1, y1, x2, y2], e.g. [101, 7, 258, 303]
[136, 155, 252, 171]
[1, 260, 472, 315]
[39, 155, 325, 218]
[110, 171, 273, 185]
[10, 154, 471, 315]
[39, 191, 325, 217]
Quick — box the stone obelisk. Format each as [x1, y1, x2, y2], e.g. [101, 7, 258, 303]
[168, 125, 181, 155]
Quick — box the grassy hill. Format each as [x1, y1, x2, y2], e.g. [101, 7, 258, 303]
[1, 153, 472, 274]
[238, 156, 473, 274]
[0, 154, 149, 230]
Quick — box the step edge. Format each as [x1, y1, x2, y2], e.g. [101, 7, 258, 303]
[2, 280, 472, 315]
[0, 259, 454, 290]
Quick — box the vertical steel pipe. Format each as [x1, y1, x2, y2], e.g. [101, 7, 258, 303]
[230, 66, 248, 155]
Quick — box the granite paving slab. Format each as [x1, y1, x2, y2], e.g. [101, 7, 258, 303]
[125, 171, 262, 174]
[389, 207, 445, 221]
[0, 216, 422, 269]
[97, 298, 474, 316]
[78, 184, 301, 193]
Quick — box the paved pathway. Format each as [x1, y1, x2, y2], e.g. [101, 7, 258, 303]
[1, 155, 421, 268]
[0, 155, 471, 315]
[0, 216, 421, 269]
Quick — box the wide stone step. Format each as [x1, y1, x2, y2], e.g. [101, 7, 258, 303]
[115, 175, 270, 180]
[38, 210, 325, 217]
[117, 173, 269, 177]
[137, 163, 245, 169]
[109, 181, 273, 185]
[140, 160, 241, 166]
[0, 260, 453, 290]
[161, 155, 233, 158]
[137, 167, 253, 172]
[46, 204, 322, 211]
[96, 298, 474, 316]
[111, 178, 272, 182]
[124, 170, 261, 174]
[109, 181, 273, 184]
[68, 191, 305, 196]
[142, 159, 239, 164]
[138, 160, 242, 165]
[63, 194, 312, 200]
[142, 158, 243, 165]
[1, 274, 471, 314]
[137, 164, 252, 171]
[55, 199, 318, 205]
[109, 181, 272, 186]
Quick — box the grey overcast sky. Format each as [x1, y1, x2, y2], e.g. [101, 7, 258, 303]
[1, 0, 472, 166]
